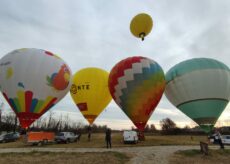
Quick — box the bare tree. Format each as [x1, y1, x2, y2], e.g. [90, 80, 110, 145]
[63, 114, 70, 131]
[46, 111, 54, 129]
[150, 124, 157, 132]
[58, 114, 63, 131]
[13, 115, 18, 132]
[160, 118, 176, 131]
[1, 112, 16, 132]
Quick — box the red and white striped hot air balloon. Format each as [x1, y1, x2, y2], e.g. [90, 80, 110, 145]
[108, 56, 165, 132]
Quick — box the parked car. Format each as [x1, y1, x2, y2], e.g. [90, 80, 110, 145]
[0, 132, 20, 143]
[55, 132, 78, 144]
[123, 130, 138, 144]
[221, 135, 230, 145]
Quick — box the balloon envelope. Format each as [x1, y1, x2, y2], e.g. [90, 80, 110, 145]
[130, 13, 153, 41]
[0, 48, 72, 128]
[70, 67, 112, 124]
[108, 56, 165, 131]
[165, 58, 230, 133]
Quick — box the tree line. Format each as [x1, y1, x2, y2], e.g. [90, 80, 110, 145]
[0, 111, 109, 134]
[1, 111, 229, 135]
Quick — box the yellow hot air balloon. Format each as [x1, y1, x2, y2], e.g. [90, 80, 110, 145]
[70, 67, 112, 125]
[130, 13, 153, 41]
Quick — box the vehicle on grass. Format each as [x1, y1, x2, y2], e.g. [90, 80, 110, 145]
[55, 132, 78, 144]
[221, 135, 230, 145]
[25, 131, 55, 146]
[208, 134, 230, 145]
[0, 132, 20, 143]
[123, 130, 138, 144]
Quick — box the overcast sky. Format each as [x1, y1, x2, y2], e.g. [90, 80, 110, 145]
[0, 0, 230, 130]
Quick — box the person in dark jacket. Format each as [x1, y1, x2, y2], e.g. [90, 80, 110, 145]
[105, 128, 112, 148]
[87, 126, 92, 141]
[215, 129, 224, 149]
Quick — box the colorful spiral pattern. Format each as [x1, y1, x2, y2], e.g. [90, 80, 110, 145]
[109, 56, 165, 131]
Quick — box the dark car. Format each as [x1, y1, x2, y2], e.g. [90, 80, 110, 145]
[0, 132, 20, 143]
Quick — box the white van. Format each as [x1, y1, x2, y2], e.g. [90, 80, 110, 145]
[221, 135, 230, 145]
[123, 130, 138, 144]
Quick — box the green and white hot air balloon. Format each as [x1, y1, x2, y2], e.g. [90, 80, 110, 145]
[165, 58, 230, 133]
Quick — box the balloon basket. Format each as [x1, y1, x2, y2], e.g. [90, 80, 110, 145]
[138, 131, 145, 141]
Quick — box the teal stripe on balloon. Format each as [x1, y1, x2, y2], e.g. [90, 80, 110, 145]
[177, 99, 228, 122]
[9, 99, 18, 113]
[30, 99, 38, 112]
[166, 58, 230, 82]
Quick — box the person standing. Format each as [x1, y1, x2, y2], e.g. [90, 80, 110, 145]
[215, 129, 224, 149]
[87, 126, 92, 141]
[105, 128, 112, 148]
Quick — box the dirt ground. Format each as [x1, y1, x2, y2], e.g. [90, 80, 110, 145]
[0, 145, 225, 164]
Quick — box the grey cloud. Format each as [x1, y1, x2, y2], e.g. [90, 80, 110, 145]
[0, 0, 230, 129]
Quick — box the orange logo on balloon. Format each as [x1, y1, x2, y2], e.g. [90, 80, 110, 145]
[47, 64, 70, 90]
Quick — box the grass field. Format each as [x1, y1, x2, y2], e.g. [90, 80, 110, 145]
[0, 132, 208, 148]
[169, 149, 230, 164]
[0, 151, 130, 164]
[0, 133, 227, 164]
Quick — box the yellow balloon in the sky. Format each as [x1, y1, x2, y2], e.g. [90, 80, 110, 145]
[130, 13, 153, 41]
[70, 67, 112, 125]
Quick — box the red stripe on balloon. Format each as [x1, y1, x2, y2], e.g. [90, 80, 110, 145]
[25, 91, 33, 113]
[134, 122, 147, 131]
[17, 112, 41, 129]
[40, 97, 57, 115]
[77, 103, 88, 111]
[45, 51, 54, 56]
[109, 56, 144, 98]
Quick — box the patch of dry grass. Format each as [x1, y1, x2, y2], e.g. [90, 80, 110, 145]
[141, 135, 207, 146]
[0, 133, 208, 148]
[169, 149, 230, 164]
[0, 151, 130, 164]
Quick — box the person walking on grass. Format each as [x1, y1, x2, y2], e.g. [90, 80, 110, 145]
[105, 128, 112, 148]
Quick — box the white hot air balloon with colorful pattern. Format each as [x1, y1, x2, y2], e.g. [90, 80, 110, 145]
[0, 48, 72, 128]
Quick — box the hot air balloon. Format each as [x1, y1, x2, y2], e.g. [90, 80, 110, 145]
[0, 48, 72, 129]
[108, 56, 165, 136]
[70, 67, 112, 125]
[130, 13, 153, 41]
[165, 58, 230, 133]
